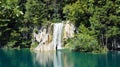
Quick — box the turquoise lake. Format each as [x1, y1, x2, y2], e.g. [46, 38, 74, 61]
[0, 49, 120, 67]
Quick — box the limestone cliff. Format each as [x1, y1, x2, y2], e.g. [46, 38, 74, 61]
[32, 21, 75, 51]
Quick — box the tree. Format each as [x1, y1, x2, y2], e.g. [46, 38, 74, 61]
[63, 0, 120, 51]
[0, 0, 23, 48]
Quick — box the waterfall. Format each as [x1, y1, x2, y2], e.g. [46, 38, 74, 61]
[33, 21, 75, 51]
[53, 23, 63, 49]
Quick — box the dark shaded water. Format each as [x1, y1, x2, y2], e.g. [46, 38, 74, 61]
[0, 49, 120, 67]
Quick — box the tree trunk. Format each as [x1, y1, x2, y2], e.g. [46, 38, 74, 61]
[105, 36, 108, 47]
[113, 38, 116, 49]
[102, 34, 104, 46]
[112, 41, 113, 50]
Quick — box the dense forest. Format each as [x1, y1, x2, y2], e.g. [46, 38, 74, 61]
[0, 0, 120, 52]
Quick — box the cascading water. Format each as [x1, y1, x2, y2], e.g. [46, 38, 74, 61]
[53, 23, 63, 49]
[33, 21, 75, 51]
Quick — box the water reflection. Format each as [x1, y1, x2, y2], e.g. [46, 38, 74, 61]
[34, 51, 73, 67]
[34, 51, 120, 67]
[0, 49, 120, 67]
[34, 51, 54, 67]
[0, 49, 34, 67]
[34, 51, 97, 67]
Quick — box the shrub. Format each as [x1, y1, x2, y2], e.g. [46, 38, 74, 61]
[65, 34, 103, 52]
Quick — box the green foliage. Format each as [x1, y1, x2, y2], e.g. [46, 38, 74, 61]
[64, 0, 120, 51]
[24, 0, 47, 24]
[0, 0, 23, 48]
[30, 42, 39, 49]
[0, 0, 120, 51]
[65, 33, 103, 52]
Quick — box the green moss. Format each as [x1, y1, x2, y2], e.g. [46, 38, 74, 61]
[30, 42, 39, 49]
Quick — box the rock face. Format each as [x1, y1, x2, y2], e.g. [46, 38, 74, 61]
[64, 21, 75, 39]
[33, 21, 75, 51]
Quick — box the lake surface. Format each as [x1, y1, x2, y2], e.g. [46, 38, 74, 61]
[0, 49, 120, 67]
